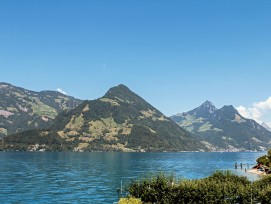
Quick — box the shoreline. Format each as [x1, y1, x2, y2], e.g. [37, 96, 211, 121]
[247, 168, 266, 176]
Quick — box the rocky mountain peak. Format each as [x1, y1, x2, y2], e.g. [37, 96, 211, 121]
[103, 84, 152, 109]
[189, 100, 217, 117]
[104, 84, 133, 98]
[171, 101, 271, 151]
[199, 100, 217, 113]
[220, 105, 238, 114]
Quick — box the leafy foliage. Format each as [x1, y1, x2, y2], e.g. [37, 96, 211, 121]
[0, 129, 76, 151]
[257, 149, 271, 167]
[126, 171, 271, 203]
[118, 197, 142, 204]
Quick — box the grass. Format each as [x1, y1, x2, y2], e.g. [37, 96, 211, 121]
[65, 114, 84, 130]
[88, 117, 132, 138]
[100, 98, 120, 106]
[30, 101, 57, 118]
[198, 122, 213, 132]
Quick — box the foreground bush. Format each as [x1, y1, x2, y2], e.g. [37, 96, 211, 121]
[118, 197, 142, 204]
[125, 171, 271, 204]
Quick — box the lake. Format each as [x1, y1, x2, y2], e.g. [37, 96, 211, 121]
[0, 152, 266, 203]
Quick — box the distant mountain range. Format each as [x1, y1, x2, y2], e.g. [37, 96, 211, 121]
[171, 101, 271, 151]
[1, 84, 205, 152]
[0, 82, 82, 138]
[1, 82, 270, 152]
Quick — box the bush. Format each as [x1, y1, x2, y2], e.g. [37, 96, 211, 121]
[118, 197, 142, 204]
[125, 171, 271, 203]
[256, 150, 271, 167]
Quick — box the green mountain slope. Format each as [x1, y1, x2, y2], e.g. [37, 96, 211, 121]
[171, 101, 271, 151]
[0, 82, 82, 138]
[2, 85, 206, 152]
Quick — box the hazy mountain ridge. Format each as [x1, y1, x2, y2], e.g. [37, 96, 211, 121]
[171, 101, 271, 151]
[2, 84, 206, 152]
[0, 82, 82, 138]
[262, 122, 271, 132]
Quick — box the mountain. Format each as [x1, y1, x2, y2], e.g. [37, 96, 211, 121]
[0, 82, 82, 138]
[171, 101, 271, 151]
[262, 122, 271, 132]
[2, 84, 206, 152]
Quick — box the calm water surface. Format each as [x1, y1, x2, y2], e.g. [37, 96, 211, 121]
[0, 152, 266, 203]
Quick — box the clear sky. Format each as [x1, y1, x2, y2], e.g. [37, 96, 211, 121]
[0, 0, 271, 124]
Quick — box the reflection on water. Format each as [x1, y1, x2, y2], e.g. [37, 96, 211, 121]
[0, 152, 265, 203]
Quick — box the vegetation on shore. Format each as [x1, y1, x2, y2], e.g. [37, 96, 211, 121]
[118, 198, 142, 204]
[121, 171, 271, 203]
[257, 149, 271, 167]
[0, 129, 78, 152]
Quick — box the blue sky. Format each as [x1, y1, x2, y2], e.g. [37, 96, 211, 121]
[0, 0, 271, 124]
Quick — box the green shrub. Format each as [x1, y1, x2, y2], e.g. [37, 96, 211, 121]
[118, 197, 142, 204]
[126, 171, 271, 203]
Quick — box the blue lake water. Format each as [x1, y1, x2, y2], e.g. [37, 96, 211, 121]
[0, 152, 266, 203]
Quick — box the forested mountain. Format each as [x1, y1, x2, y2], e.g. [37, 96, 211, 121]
[2, 84, 206, 152]
[4, 83, 269, 152]
[0, 82, 82, 138]
[171, 101, 271, 151]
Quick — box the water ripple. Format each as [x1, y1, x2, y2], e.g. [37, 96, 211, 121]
[0, 152, 265, 203]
